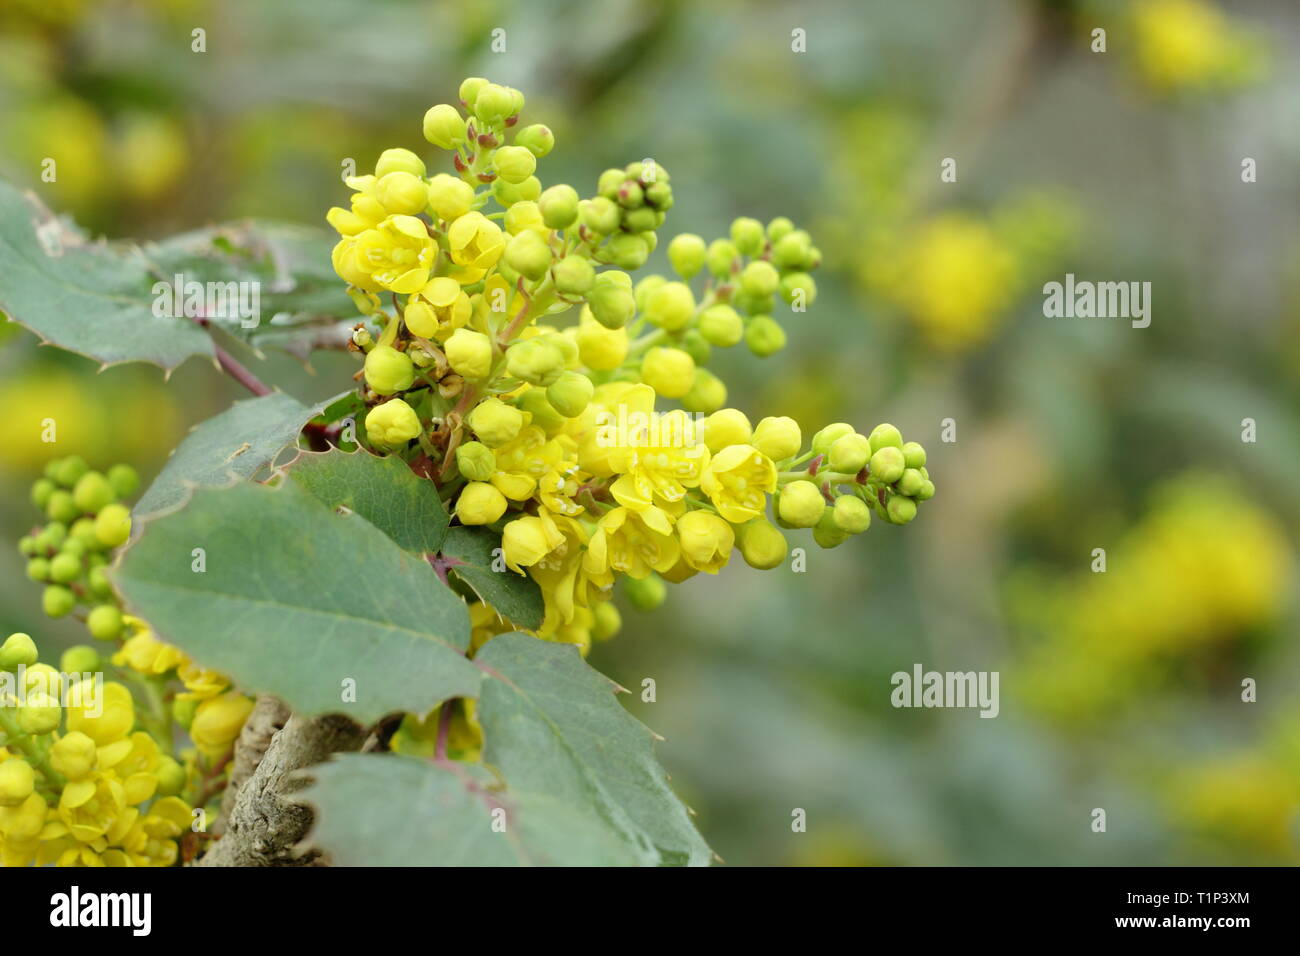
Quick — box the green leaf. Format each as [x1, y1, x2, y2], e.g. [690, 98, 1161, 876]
[135, 391, 341, 519]
[438, 526, 544, 630]
[286, 447, 450, 554]
[0, 180, 214, 370]
[475, 633, 712, 866]
[114, 480, 480, 722]
[302, 754, 641, 866]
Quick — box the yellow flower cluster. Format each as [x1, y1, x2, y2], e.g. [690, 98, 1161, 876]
[1013, 474, 1290, 723]
[1129, 0, 1267, 95]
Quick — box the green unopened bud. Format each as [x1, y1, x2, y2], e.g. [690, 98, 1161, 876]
[680, 368, 727, 414]
[767, 216, 795, 243]
[46, 490, 79, 524]
[52, 456, 88, 488]
[644, 181, 673, 209]
[31, 478, 55, 510]
[578, 197, 620, 236]
[591, 601, 621, 642]
[106, 463, 139, 499]
[42, 585, 75, 619]
[468, 398, 525, 448]
[828, 433, 871, 473]
[494, 145, 537, 184]
[606, 232, 649, 270]
[504, 230, 553, 280]
[506, 337, 565, 386]
[25, 558, 49, 582]
[18, 693, 60, 735]
[451, 442, 494, 482]
[155, 756, 186, 797]
[740, 260, 780, 298]
[427, 173, 476, 221]
[423, 103, 466, 149]
[60, 644, 100, 674]
[364, 346, 416, 396]
[377, 171, 430, 216]
[832, 495, 872, 534]
[94, 503, 131, 548]
[645, 282, 695, 332]
[596, 169, 625, 199]
[706, 239, 739, 278]
[698, 304, 743, 347]
[779, 271, 818, 307]
[667, 233, 706, 279]
[869, 446, 906, 484]
[772, 229, 813, 270]
[812, 506, 849, 548]
[897, 468, 926, 498]
[916, 479, 936, 501]
[621, 206, 658, 233]
[472, 83, 515, 125]
[458, 77, 488, 108]
[445, 329, 493, 381]
[49, 552, 81, 584]
[493, 175, 542, 206]
[375, 147, 426, 179]
[515, 124, 555, 158]
[621, 573, 666, 612]
[553, 255, 595, 295]
[678, 329, 711, 367]
[88, 565, 113, 598]
[868, 423, 904, 452]
[510, 389, 561, 437]
[736, 518, 788, 570]
[72, 471, 114, 514]
[752, 416, 802, 462]
[0, 633, 38, 671]
[730, 217, 764, 256]
[640, 347, 695, 399]
[538, 184, 579, 229]
[546, 371, 595, 418]
[745, 315, 786, 357]
[616, 180, 644, 209]
[887, 494, 918, 525]
[587, 275, 636, 329]
[812, 423, 855, 456]
[777, 480, 825, 528]
[172, 697, 197, 731]
[86, 604, 123, 641]
[902, 441, 927, 469]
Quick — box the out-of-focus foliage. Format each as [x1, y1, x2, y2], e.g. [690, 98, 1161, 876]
[1, 0, 1296, 865]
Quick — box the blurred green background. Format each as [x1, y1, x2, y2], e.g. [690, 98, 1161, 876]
[2, 0, 1298, 865]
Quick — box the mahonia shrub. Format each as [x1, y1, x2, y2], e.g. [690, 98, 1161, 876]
[0, 78, 934, 867]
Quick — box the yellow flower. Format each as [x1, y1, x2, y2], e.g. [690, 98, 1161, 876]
[1132, 0, 1260, 94]
[528, 515, 598, 633]
[0, 792, 48, 844]
[119, 797, 191, 867]
[572, 382, 656, 478]
[676, 510, 734, 574]
[501, 511, 566, 574]
[411, 276, 472, 341]
[340, 215, 437, 294]
[468, 602, 515, 654]
[700, 444, 777, 523]
[608, 410, 710, 509]
[490, 425, 563, 501]
[97, 732, 161, 806]
[176, 662, 229, 701]
[59, 772, 127, 844]
[190, 692, 255, 761]
[113, 629, 187, 676]
[585, 505, 680, 582]
[447, 211, 506, 277]
[66, 681, 135, 746]
[537, 466, 586, 518]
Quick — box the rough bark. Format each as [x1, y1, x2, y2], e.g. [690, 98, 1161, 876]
[196, 708, 365, 867]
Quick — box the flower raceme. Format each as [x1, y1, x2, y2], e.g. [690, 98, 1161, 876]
[322, 77, 934, 655]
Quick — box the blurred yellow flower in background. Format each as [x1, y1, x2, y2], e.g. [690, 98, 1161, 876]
[1130, 0, 1268, 95]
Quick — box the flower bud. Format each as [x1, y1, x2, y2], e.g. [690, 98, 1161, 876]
[597, 168, 625, 199]
[606, 232, 649, 270]
[515, 123, 555, 157]
[667, 233, 706, 278]
[456, 482, 508, 526]
[777, 480, 825, 528]
[547, 371, 595, 418]
[377, 171, 430, 216]
[681, 368, 727, 414]
[537, 184, 579, 230]
[506, 337, 565, 386]
[107, 463, 139, 499]
[578, 197, 620, 235]
[812, 506, 849, 548]
[780, 271, 818, 306]
[72, 472, 114, 514]
[698, 304, 744, 347]
[31, 477, 55, 510]
[887, 494, 918, 525]
[767, 216, 795, 242]
[459, 76, 488, 108]
[833, 495, 872, 534]
[155, 756, 186, 797]
[640, 347, 695, 399]
[576, 314, 628, 369]
[644, 180, 673, 207]
[591, 601, 622, 642]
[553, 255, 595, 295]
[51, 455, 88, 488]
[736, 518, 788, 570]
[60, 644, 100, 674]
[621, 207, 657, 233]
[0, 759, 35, 807]
[449, 442, 494, 483]
[427, 174, 475, 221]
[703, 409, 752, 453]
[468, 398, 525, 447]
[706, 238, 739, 278]
[745, 315, 786, 357]
[810, 422, 853, 456]
[645, 282, 695, 331]
[587, 275, 636, 329]
[191, 692, 255, 760]
[18, 691, 61, 735]
[25, 558, 49, 582]
[494, 145, 537, 184]
[0, 633, 38, 671]
[375, 147, 426, 179]
[869, 446, 906, 484]
[503, 230, 553, 281]
[43, 585, 76, 618]
[829, 433, 871, 473]
[868, 423, 904, 452]
[902, 441, 927, 469]
[87, 604, 123, 641]
[621, 573, 666, 612]
[49, 552, 81, 584]
[503, 201, 546, 236]
[47, 490, 79, 524]
[436, 330, 489, 384]
[365, 398, 422, 450]
[364, 345, 416, 396]
[402, 300, 437, 339]
[730, 217, 765, 256]
[895, 468, 925, 497]
[740, 260, 780, 298]
[752, 416, 802, 462]
[473, 84, 515, 125]
[423, 103, 466, 148]
[772, 229, 813, 270]
[48, 731, 97, 781]
[616, 180, 644, 209]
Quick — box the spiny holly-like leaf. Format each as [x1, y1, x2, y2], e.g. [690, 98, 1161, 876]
[286, 447, 450, 555]
[0, 180, 214, 370]
[301, 754, 640, 866]
[114, 480, 480, 722]
[438, 526, 544, 630]
[476, 633, 712, 866]
[135, 391, 342, 519]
